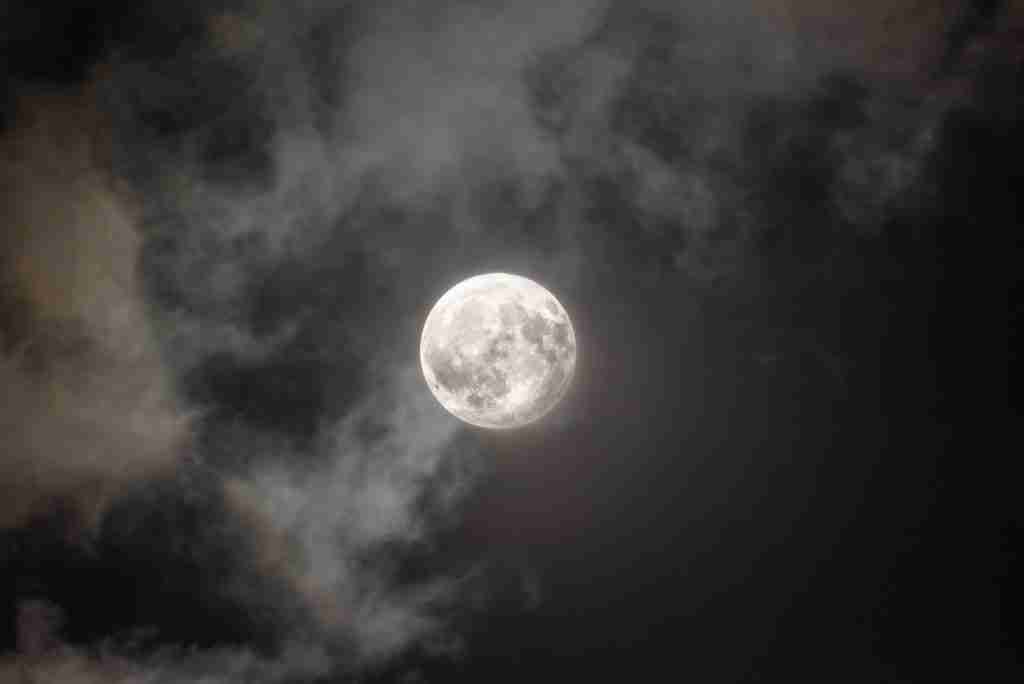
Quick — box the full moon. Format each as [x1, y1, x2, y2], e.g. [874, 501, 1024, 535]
[420, 273, 576, 429]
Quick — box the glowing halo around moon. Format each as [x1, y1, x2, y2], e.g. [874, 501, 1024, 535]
[419, 273, 576, 429]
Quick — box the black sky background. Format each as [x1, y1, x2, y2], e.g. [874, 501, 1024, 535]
[1, 1, 1019, 682]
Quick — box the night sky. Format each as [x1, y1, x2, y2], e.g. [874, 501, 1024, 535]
[1, 1, 1019, 682]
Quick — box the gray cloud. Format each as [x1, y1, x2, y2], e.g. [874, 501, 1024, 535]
[221, 365, 480, 665]
[1, 599, 332, 684]
[1, 0, 978, 680]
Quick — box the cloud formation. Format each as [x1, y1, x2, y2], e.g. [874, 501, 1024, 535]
[3, 0, 1012, 680]
[1, 599, 332, 683]
[0, 87, 190, 531]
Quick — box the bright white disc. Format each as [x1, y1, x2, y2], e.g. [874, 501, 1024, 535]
[420, 273, 576, 429]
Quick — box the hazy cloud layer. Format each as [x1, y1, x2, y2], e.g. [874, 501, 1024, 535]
[2, 0, 1012, 680]
[1, 599, 332, 684]
[0, 88, 190, 530]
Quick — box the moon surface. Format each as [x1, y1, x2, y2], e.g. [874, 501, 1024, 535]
[420, 273, 576, 429]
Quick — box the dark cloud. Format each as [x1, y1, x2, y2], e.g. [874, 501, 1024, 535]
[1, 0, 1019, 681]
[1, 597, 332, 683]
